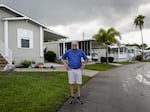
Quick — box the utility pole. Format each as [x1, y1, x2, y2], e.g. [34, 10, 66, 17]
[83, 32, 84, 40]
[82, 32, 85, 54]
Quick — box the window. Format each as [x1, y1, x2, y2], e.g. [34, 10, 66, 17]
[59, 43, 63, 56]
[21, 39, 29, 48]
[17, 29, 33, 48]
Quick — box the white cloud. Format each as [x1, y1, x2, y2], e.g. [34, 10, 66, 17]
[49, 19, 150, 47]
[115, 16, 134, 33]
[122, 29, 150, 46]
[49, 19, 106, 40]
[139, 3, 150, 15]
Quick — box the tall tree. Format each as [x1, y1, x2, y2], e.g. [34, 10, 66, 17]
[93, 27, 121, 63]
[134, 14, 145, 54]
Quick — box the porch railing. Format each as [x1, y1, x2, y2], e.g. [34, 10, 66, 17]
[0, 40, 12, 64]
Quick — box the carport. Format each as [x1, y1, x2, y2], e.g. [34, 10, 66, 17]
[44, 29, 67, 42]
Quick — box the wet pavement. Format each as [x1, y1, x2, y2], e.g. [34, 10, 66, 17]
[58, 62, 150, 112]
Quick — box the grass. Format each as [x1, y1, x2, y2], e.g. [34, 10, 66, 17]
[116, 61, 135, 65]
[141, 60, 150, 62]
[85, 63, 115, 71]
[0, 72, 90, 112]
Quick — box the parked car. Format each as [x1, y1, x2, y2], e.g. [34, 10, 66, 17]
[87, 55, 92, 62]
[92, 53, 98, 61]
[145, 55, 150, 60]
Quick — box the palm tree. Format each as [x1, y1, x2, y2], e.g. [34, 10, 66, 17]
[134, 14, 145, 54]
[93, 27, 121, 63]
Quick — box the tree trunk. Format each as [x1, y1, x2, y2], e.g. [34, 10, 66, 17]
[106, 44, 108, 64]
[140, 29, 144, 55]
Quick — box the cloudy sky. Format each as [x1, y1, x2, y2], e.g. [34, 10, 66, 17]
[1, 0, 150, 46]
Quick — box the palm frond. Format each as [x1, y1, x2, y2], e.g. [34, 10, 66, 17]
[134, 14, 145, 30]
[92, 27, 121, 45]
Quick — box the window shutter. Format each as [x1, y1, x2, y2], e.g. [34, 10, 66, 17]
[17, 29, 21, 48]
[30, 32, 33, 49]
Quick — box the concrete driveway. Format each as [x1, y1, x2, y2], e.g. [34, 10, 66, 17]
[58, 62, 150, 112]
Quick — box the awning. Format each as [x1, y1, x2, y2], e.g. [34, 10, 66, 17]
[44, 29, 68, 42]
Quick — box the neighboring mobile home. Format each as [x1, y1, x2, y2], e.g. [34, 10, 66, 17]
[0, 4, 67, 67]
[109, 45, 141, 62]
[143, 50, 150, 60]
[44, 39, 106, 62]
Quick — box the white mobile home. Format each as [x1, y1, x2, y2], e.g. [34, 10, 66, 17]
[45, 39, 106, 61]
[109, 45, 141, 62]
[0, 4, 67, 68]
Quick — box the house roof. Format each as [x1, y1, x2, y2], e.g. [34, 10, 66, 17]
[110, 45, 140, 52]
[0, 4, 48, 28]
[0, 4, 68, 39]
[2, 17, 29, 21]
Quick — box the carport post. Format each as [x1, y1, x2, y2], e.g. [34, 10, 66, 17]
[63, 39, 66, 54]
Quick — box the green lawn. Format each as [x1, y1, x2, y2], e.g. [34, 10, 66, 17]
[85, 63, 115, 71]
[116, 61, 135, 65]
[141, 60, 150, 62]
[0, 72, 90, 112]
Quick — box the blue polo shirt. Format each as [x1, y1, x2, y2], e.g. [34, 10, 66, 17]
[62, 49, 88, 69]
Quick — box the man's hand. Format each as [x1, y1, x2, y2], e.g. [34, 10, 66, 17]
[80, 65, 85, 71]
[80, 60, 87, 71]
[65, 64, 70, 71]
[61, 59, 70, 71]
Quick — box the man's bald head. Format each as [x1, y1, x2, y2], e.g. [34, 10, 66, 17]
[71, 40, 78, 45]
[71, 41, 78, 50]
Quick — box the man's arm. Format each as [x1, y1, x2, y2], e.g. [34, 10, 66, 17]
[83, 59, 88, 65]
[61, 51, 70, 70]
[80, 59, 88, 70]
[61, 59, 69, 70]
[80, 51, 88, 70]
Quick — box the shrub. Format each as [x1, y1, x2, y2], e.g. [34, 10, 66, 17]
[31, 61, 36, 64]
[101, 57, 114, 63]
[101, 57, 107, 63]
[136, 54, 143, 61]
[21, 60, 31, 68]
[108, 57, 114, 63]
[44, 51, 56, 62]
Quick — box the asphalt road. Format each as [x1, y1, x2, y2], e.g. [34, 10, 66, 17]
[58, 62, 150, 112]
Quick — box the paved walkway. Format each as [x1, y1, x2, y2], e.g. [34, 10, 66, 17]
[108, 63, 122, 66]
[58, 62, 150, 112]
[1, 62, 119, 77]
[15, 67, 99, 77]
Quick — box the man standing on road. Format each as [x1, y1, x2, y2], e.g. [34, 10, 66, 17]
[61, 41, 88, 104]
